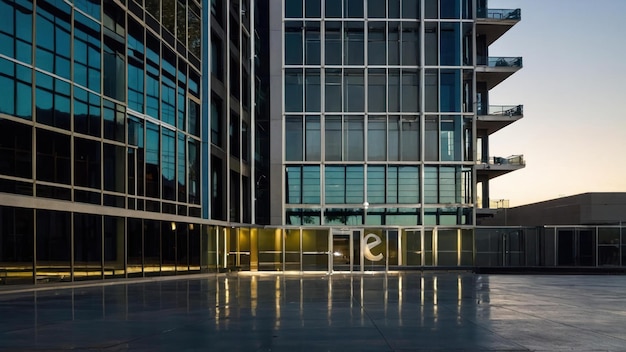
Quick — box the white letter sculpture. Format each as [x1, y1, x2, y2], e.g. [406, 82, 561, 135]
[363, 233, 383, 262]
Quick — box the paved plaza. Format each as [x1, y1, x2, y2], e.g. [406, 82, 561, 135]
[0, 272, 626, 351]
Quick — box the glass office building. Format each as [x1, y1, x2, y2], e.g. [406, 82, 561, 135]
[0, 0, 208, 282]
[265, 0, 524, 271]
[0, 0, 544, 284]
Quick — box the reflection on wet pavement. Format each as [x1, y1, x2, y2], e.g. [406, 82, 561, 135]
[1, 273, 626, 351]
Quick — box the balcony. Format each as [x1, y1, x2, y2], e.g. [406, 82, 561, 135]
[476, 8, 521, 46]
[478, 8, 521, 21]
[477, 105, 524, 135]
[476, 57, 523, 90]
[476, 155, 525, 179]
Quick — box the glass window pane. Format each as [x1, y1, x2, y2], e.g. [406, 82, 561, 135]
[189, 100, 200, 137]
[74, 12, 101, 92]
[398, 166, 419, 203]
[344, 69, 364, 112]
[441, 22, 460, 66]
[229, 112, 240, 158]
[178, 134, 187, 202]
[401, 22, 419, 65]
[425, 116, 439, 161]
[285, 116, 303, 161]
[0, 119, 32, 179]
[441, 69, 461, 112]
[74, 138, 101, 189]
[424, 167, 438, 203]
[388, 22, 400, 65]
[325, 115, 342, 161]
[187, 9, 201, 58]
[304, 22, 320, 65]
[286, 0, 303, 18]
[425, 23, 438, 65]
[305, 0, 321, 17]
[344, 116, 364, 161]
[305, 116, 321, 161]
[103, 100, 125, 142]
[367, 116, 386, 161]
[325, 166, 344, 204]
[104, 143, 125, 193]
[302, 166, 320, 204]
[388, 69, 400, 112]
[401, 116, 419, 161]
[285, 69, 303, 112]
[367, 22, 386, 65]
[388, 0, 400, 18]
[35, 72, 70, 130]
[402, 0, 419, 18]
[387, 115, 399, 161]
[74, 213, 102, 280]
[425, 69, 438, 112]
[345, 166, 364, 203]
[145, 122, 160, 198]
[36, 210, 71, 282]
[367, 69, 387, 112]
[325, 69, 342, 112]
[285, 21, 303, 65]
[441, 0, 461, 19]
[387, 166, 398, 203]
[305, 69, 320, 112]
[161, 128, 176, 200]
[401, 69, 419, 112]
[36, 129, 71, 184]
[367, 0, 385, 18]
[188, 139, 200, 204]
[345, 0, 363, 18]
[325, 0, 342, 17]
[345, 22, 364, 65]
[425, 0, 438, 18]
[286, 166, 302, 203]
[103, 32, 126, 101]
[161, 48, 177, 126]
[325, 21, 342, 65]
[441, 116, 462, 161]
[367, 166, 385, 204]
[0, 206, 34, 282]
[440, 167, 458, 203]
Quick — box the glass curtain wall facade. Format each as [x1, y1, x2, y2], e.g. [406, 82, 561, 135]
[207, 0, 254, 225]
[0, 0, 544, 283]
[0, 0, 206, 283]
[276, 0, 474, 228]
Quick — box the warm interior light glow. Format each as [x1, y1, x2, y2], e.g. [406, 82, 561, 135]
[171, 222, 176, 231]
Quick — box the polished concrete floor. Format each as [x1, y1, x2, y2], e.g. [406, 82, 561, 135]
[1, 273, 626, 351]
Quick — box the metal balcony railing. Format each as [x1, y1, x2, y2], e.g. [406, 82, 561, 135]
[477, 8, 521, 21]
[487, 56, 523, 68]
[482, 155, 525, 166]
[479, 104, 523, 117]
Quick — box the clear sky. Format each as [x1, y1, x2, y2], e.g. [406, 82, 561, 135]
[486, 0, 626, 206]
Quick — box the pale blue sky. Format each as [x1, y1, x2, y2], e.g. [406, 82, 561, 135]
[486, 0, 626, 206]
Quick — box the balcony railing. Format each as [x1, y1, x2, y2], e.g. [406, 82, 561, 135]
[479, 105, 523, 117]
[487, 56, 523, 68]
[483, 155, 525, 166]
[477, 8, 521, 21]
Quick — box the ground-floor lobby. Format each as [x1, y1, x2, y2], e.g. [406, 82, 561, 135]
[1, 207, 625, 284]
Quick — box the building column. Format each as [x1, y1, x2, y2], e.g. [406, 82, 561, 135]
[481, 178, 490, 209]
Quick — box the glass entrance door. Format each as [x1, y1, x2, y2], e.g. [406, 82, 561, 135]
[331, 230, 362, 272]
